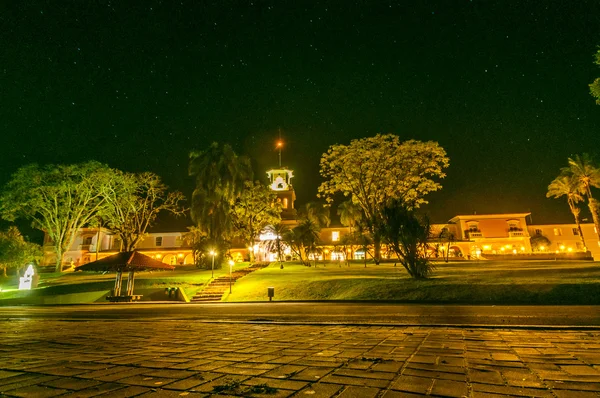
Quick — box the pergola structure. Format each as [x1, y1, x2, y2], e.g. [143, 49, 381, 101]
[77, 251, 175, 302]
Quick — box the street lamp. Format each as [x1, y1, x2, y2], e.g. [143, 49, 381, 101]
[209, 250, 216, 279]
[229, 259, 235, 294]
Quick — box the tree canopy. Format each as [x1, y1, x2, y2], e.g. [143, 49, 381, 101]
[0, 227, 42, 277]
[318, 134, 449, 262]
[230, 180, 282, 261]
[100, 171, 185, 251]
[0, 161, 112, 272]
[189, 143, 252, 266]
[590, 47, 600, 105]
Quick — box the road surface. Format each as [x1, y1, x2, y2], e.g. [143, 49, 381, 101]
[0, 302, 599, 327]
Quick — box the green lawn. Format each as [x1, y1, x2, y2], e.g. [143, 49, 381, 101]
[221, 260, 600, 304]
[0, 262, 252, 303]
[1, 260, 599, 305]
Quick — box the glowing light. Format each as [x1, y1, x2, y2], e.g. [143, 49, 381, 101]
[512, 249, 517, 254]
[324, 249, 330, 254]
[520, 246, 525, 251]
[155, 254, 162, 259]
[500, 247, 505, 252]
[567, 247, 573, 252]
[539, 246, 545, 251]
[209, 250, 216, 256]
[276, 141, 283, 147]
[177, 253, 184, 258]
[559, 245, 565, 251]
[483, 245, 491, 250]
[332, 231, 340, 242]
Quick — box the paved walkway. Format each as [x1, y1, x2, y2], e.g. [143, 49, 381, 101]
[0, 320, 599, 397]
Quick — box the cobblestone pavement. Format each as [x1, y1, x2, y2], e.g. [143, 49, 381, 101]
[1, 320, 599, 397]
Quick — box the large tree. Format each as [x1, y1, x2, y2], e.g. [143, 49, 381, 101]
[231, 181, 282, 262]
[318, 134, 449, 263]
[547, 175, 587, 249]
[189, 143, 252, 267]
[0, 162, 111, 272]
[100, 171, 185, 251]
[283, 219, 320, 267]
[561, 154, 600, 243]
[381, 201, 434, 279]
[0, 227, 42, 277]
[590, 47, 600, 105]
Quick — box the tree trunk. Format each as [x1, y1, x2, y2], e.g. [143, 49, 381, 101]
[373, 234, 381, 265]
[249, 249, 255, 263]
[54, 246, 64, 273]
[568, 200, 587, 250]
[587, 197, 600, 243]
[2, 266, 6, 277]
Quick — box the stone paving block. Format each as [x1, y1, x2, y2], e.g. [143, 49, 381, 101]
[3, 384, 69, 397]
[56, 382, 125, 397]
[262, 364, 307, 379]
[95, 367, 148, 382]
[296, 383, 345, 398]
[336, 385, 380, 398]
[188, 360, 235, 371]
[101, 385, 151, 397]
[242, 375, 309, 390]
[24, 364, 90, 377]
[319, 374, 389, 388]
[0, 375, 59, 393]
[370, 360, 403, 373]
[469, 368, 505, 385]
[212, 365, 271, 376]
[138, 389, 208, 397]
[502, 369, 544, 388]
[380, 390, 425, 397]
[471, 382, 553, 397]
[142, 369, 199, 379]
[560, 365, 600, 376]
[40, 377, 102, 391]
[162, 372, 223, 391]
[0, 373, 37, 387]
[403, 367, 466, 382]
[0, 370, 23, 380]
[333, 368, 396, 380]
[117, 374, 179, 387]
[290, 367, 336, 381]
[545, 380, 600, 391]
[389, 375, 432, 394]
[430, 378, 468, 398]
[553, 390, 600, 398]
[190, 375, 249, 393]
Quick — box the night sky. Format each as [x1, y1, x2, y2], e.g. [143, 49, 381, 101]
[2, 0, 600, 232]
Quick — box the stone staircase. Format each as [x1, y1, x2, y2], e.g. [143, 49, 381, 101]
[191, 262, 270, 302]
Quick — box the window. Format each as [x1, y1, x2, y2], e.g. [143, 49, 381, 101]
[332, 231, 340, 242]
[554, 228, 562, 236]
[155, 237, 163, 247]
[572, 228, 579, 236]
[175, 236, 182, 246]
[283, 198, 288, 209]
[83, 236, 93, 245]
[535, 229, 542, 235]
[576, 242, 583, 249]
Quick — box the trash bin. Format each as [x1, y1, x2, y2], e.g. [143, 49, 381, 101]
[267, 287, 274, 301]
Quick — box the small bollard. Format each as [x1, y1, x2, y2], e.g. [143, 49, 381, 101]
[267, 286, 274, 301]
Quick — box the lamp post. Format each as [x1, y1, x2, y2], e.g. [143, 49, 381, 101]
[209, 250, 216, 279]
[229, 259, 234, 294]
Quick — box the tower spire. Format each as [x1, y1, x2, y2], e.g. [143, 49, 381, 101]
[277, 128, 283, 167]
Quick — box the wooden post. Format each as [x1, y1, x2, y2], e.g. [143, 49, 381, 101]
[114, 271, 123, 296]
[126, 271, 135, 296]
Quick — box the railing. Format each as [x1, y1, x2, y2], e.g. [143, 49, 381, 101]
[508, 231, 525, 237]
[467, 231, 483, 239]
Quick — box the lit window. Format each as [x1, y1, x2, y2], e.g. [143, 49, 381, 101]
[155, 237, 163, 247]
[283, 198, 288, 208]
[332, 231, 340, 242]
[554, 228, 562, 236]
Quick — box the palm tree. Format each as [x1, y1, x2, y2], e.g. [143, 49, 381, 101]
[264, 223, 289, 268]
[302, 202, 331, 228]
[547, 175, 587, 249]
[337, 200, 363, 232]
[188, 143, 252, 266]
[562, 154, 600, 242]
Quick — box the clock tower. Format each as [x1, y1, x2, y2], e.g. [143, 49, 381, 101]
[266, 167, 296, 220]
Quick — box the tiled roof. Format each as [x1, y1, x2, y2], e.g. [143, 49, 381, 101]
[76, 251, 175, 272]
